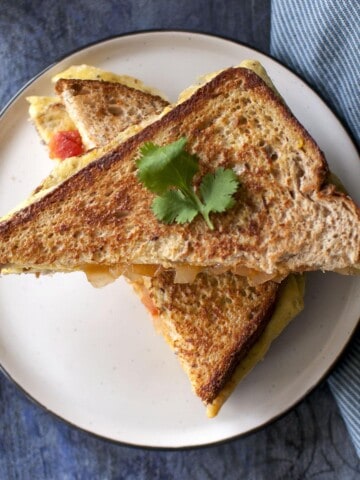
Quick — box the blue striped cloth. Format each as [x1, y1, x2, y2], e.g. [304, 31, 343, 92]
[271, 0, 360, 457]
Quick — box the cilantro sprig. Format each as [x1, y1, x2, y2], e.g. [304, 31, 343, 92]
[136, 137, 239, 230]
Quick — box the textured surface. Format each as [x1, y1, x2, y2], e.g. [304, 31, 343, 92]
[1, 67, 359, 276]
[1, 372, 359, 479]
[56, 78, 168, 148]
[271, 0, 360, 146]
[142, 271, 278, 404]
[0, 0, 359, 479]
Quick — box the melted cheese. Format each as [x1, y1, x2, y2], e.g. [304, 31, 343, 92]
[27, 95, 60, 120]
[206, 274, 305, 417]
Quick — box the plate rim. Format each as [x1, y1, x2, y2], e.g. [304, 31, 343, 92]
[0, 29, 359, 450]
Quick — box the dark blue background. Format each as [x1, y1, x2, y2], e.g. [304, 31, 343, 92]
[0, 1, 359, 478]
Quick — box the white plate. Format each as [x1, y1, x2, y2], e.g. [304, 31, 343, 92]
[0, 31, 359, 449]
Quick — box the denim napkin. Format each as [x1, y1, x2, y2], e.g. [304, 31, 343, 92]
[271, 0, 360, 456]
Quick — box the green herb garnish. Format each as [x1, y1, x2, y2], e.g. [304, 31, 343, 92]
[136, 137, 239, 230]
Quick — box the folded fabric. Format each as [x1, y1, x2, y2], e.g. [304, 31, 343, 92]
[271, 0, 360, 457]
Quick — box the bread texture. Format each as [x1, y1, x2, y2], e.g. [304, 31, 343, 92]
[133, 272, 304, 415]
[55, 79, 169, 149]
[136, 271, 279, 404]
[0, 67, 359, 276]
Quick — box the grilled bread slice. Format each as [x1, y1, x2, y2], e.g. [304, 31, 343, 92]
[0, 67, 359, 278]
[55, 78, 168, 149]
[133, 272, 304, 416]
[53, 64, 307, 415]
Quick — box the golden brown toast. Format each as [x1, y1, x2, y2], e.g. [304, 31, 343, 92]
[132, 272, 304, 416]
[0, 67, 359, 278]
[50, 66, 306, 415]
[55, 78, 169, 149]
[135, 272, 278, 402]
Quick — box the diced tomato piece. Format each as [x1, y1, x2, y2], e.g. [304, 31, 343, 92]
[141, 290, 159, 317]
[49, 130, 84, 160]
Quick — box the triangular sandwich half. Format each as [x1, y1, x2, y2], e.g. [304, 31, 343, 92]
[27, 64, 169, 161]
[1, 65, 359, 280]
[132, 271, 304, 416]
[54, 78, 168, 150]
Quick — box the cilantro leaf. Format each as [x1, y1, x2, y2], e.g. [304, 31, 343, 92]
[139, 141, 159, 157]
[137, 137, 240, 230]
[152, 190, 198, 224]
[136, 137, 199, 195]
[200, 168, 239, 214]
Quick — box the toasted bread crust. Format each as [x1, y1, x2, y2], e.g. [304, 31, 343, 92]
[0, 67, 359, 274]
[55, 79, 169, 148]
[144, 271, 279, 404]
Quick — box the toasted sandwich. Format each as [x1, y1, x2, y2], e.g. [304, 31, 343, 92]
[27, 64, 168, 161]
[2, 62, 354, 414]
[1, 65, 359, 282]
[21, 65, 307, 415]
[131, 271, 304, 416]
[26, 70, 305, 416]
